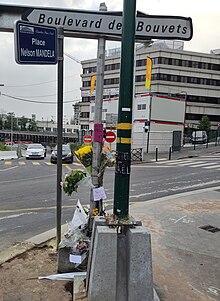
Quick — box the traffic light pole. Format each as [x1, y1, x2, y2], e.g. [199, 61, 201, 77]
[113, 0, 136, 219]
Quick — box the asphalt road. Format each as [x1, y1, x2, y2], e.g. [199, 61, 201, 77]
[1, 152, 220, 251]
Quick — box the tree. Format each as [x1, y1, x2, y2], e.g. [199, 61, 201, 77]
[0, 116, 4, 130]
[4, 112, 15, 130]
[198, 115, 211, 131]
[20, 116, 28, 131]
[28, 119, 38, 132]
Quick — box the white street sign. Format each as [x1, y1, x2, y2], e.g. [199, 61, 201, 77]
[22, 9, 193, 41]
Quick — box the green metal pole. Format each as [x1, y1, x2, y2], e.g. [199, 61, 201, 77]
[113, 0, 136, 219]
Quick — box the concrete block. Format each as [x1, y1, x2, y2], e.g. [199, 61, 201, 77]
[87, 225, 117, 301]
[127, 227, 154, 301]
[86, 216, 107, 290]
[57, 247, 87, 273]
[73, 275, 87, 301]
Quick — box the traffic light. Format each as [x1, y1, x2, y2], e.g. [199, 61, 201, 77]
[144, 121, 150, 133]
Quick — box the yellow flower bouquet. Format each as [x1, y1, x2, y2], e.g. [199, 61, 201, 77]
[74, 145, 93, 174]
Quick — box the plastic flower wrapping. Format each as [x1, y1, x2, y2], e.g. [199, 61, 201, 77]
[62, 144, 115, 196]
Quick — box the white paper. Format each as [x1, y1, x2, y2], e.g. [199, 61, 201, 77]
[93, 186, 107, 201]
[38, 272, 86, 281]
[69, 254, 83, 264]
[70, 200, 88, 231]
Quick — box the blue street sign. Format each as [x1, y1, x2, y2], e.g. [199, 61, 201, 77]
[15, 20, 57, 64]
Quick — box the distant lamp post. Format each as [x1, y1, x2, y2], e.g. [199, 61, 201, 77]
[10, 114, 13, 151]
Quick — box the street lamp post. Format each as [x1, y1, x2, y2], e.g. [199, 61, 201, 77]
[10, 114, 13, 150]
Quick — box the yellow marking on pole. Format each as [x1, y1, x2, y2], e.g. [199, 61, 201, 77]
[32, 162, 40, 165]
[19, 162, 26, 165]
[117, 137, 131, 144]
[117, 123, 132, 130]
[4, 161, 12, 165]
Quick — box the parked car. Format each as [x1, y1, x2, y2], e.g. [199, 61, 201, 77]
[191, 130, 208, 144]
[26, 143, 45, 160]
[50, 144, 73, 164]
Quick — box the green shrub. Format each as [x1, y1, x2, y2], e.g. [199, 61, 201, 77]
[0, 142, 10, 151]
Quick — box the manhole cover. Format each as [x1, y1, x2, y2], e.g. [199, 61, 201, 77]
[199, 225, 220, 233]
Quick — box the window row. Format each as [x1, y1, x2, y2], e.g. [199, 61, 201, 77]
[83, 63, 120, 74]
[83, 77, 120, 87]
[83, 72, 220, 88]
[83, 55, 220, 74]
[150, 73, 220, 86]
[186, 113, 220, 122]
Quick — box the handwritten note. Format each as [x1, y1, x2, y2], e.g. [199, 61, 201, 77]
[93, 186, 107, 201]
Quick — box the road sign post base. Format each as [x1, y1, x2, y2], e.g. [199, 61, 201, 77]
[87, 217, 154, 301]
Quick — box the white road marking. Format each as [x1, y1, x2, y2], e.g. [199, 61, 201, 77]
[0, 166, 18, 172]
[0, 212, 37, 221]
[204, 165, 220, 169]
[159, 159, 194, 165]
[190, 162, 216, 168]
[178, 161, 204, 166]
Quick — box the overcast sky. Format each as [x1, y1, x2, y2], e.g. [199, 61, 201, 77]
[0, 0, 219, 121]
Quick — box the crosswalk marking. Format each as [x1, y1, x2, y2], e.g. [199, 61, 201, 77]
[159, 159, 193, 165]
[178, 161, 204, 166]
[190, 162, 216, 168]
[204, 165, 220, 169]
[19, 162, 25, 165]
[32, 162, 40, 165]
[4, 161, 12, 165]
[152, 155, 220, 171]
[73, 162, 83, 166]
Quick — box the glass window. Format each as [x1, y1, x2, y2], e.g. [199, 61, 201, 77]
[137, 104, 146, 110]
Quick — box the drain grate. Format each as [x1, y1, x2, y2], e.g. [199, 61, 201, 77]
[199, 225, 220, 233]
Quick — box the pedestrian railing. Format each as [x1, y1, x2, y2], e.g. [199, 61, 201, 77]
[131, 148, 143, 161]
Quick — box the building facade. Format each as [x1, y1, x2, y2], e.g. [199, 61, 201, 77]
[79, 41, 220, 133]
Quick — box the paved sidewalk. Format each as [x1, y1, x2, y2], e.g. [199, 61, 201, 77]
[130, 187, 220, 301]
[143, 143, 220, 163]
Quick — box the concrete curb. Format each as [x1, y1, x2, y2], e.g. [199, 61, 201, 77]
[0, 225, 67, 265]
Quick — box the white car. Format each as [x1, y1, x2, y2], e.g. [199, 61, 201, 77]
[26, 144, 45, 160]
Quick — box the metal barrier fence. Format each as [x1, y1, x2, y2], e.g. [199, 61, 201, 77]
[131, 148, 143, 161]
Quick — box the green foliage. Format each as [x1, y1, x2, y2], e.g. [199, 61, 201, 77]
[20, 116, 28, 131]
[0, 142, 10, 151]
[63, 170, 87, 196]
[198, 115, 211, 131]
[69, 142, 83, 153]
[28, 119, 38, 131]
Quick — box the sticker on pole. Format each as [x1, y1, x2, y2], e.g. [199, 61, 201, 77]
[83, 134, 92, 144]
[105, 131, 116, 143]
